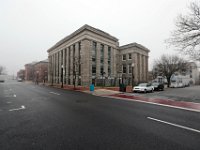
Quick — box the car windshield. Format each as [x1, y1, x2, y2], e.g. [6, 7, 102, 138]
[138, 83, 147, 87]
[152, 83, 159, 86]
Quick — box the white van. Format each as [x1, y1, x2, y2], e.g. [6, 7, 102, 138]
[170, 75, 190, 88]
[0, 75, 5, 82]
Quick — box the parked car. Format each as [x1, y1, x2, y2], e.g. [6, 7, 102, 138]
[133, 83, 154, 93]
[0, 75, 5, 82]
[152, 82, 164, 91]
[17, 78, 23, 82]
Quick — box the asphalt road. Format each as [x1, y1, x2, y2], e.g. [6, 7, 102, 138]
[0, 80, 200, 150]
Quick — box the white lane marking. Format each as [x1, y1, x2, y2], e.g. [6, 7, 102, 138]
[49, 92, 60, 95]
[13, 94, 16, 97]
[7, 102, 12, 104]
[9, 105, 26, 112]
[147, 117, 200, 134]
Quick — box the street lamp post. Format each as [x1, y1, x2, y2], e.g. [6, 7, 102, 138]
[36, 71, 39, 85]
[101, 71, 106, 87]
[61, 65, 64, 88]
[132, 63, 135, 89]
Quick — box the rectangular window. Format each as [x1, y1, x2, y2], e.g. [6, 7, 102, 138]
[128, 64, 132, 74]
[122, 54, 126, 61]
[108, 47, 111, 60]
[92, 42, 97, 58]
[122, 64, 126, 74]
[64, 49, 67, 84]
[100, 44, 104, 73]
[108, 66, 111, 75]
[108, 46, 111, 76]
[100, 66, 104, 74]
[68, 47, 71, 76]
[100, 44, 104, 62]
[58, 52, 60, 80]
[128, 53, 132, 60]
[61, 50, 63, 65]
[92, 65, 96, 74]
[92, 42, 97, 75]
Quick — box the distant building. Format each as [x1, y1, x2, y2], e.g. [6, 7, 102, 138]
[151, 62, 200, 85]
[186, 62, 199, 85]
[33, 59, 48, 83]
[47, 24, 150, 86]
[25, 62, 37, 81]
[17, 69, 25, 80]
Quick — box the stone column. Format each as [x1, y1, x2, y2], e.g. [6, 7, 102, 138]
[70, 46, 74, 85]
[139, 54, 142, 82]
[134, 53, 138, 84]
[55, 52, 57, 83]
[104, 45, 108, 76]
[112, 48, 117, 78]
[146, 56, 149, 82]
[143, 55, 146, 82]
[75, 43, 79, 85]
[81, 39, 92, 86]
[111, 47, 114, 77]
[48, 56, 50, 83]
[63, 49, 66, 84]
[53, 54, 57, 83]
[59, 51, 62, 83]
[96, 42, 101, 78]
[141, 55, 144, 82]
[52, 54, 54, 83]
[65, 48, 69, 85]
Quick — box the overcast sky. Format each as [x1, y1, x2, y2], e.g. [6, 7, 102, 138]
[0, 0, 192, 75]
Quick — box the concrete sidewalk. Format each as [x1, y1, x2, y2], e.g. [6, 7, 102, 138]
[84, 89, 122, 96]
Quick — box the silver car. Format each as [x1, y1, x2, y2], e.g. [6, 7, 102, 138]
[133, 83, 154, 93]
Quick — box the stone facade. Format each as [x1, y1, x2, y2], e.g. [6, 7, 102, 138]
[17, 69, 25, 80]
[47, 25, 150, 87]
[25, 62, 37, 81]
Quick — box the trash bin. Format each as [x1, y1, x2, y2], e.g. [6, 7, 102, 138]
[119, 84, 122, 92]
[90, 84, 94, 91]
[123, 84, 126, 92]
[119, 83, 126, 92]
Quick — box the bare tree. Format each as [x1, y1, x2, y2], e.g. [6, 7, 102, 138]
[167, 2, 200, 61]
[154, 54, 188, 87]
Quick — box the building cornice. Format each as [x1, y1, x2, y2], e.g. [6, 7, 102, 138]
[119, 42, 150, 52]
[47, 24, 118, 52]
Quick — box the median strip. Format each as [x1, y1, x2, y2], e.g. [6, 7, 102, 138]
[147, 117, 200, 134]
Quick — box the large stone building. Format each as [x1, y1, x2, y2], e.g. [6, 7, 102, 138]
[47, 25, 149, 87]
